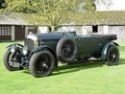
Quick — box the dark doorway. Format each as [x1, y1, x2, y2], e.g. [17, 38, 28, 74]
[15, 26, 25, 40]
[93, 25, 98, 33]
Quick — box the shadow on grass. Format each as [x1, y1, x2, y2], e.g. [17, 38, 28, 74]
[52, 58, 125, 76]
[53, 60, 104, 76]
[23, 60, 104, 76]
[119, 58, 125, 65]
[23, 58, 125, 77]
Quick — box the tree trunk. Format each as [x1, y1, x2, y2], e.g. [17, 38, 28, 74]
[51, 26, 56, 32]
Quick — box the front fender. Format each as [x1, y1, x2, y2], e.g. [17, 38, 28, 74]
[7, 43, 24, 49]
[31, 45, 58, 67]
[32, 45, 56, 58]
[31, 45, 54, 54]
[7, 43, 24, 53]
[101, 42, 119, 60]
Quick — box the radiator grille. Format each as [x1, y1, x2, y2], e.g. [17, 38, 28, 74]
[25, 39, 34, 51]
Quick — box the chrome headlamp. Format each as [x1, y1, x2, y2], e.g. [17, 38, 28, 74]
[10, 46, 16, 53]
[22, 47, 28, 55]
[27, 32, 38, 46]
[25, 32, 39, 50]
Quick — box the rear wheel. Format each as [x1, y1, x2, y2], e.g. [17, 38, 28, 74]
[29, 50, 56, 77]
[3, 50, 23, 71]
[106, 45, 119, 66]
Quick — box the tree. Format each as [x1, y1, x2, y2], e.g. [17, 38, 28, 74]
[2, 0, 97, 32]
[51, 0, 79, 31]
[85, 0, 96, 12]
[0, 0, 6, 8]
[32, 0, 81, 31]
[30, 0, 97, 31]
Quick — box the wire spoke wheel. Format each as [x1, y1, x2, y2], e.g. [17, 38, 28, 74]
[61, 40, 75, 58]
[3, 49, 23, 71]
[106, 45, 119, 66]
[8, 52, 20, 68]
[109, 49, 117, 63]
[35, 54, 51, 74]
[29, 50, 55, 77]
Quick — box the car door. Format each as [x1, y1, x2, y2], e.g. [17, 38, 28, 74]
[77, 35, 100, 58]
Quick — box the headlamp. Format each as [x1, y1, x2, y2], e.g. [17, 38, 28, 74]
[23, 47, 28, 55]
[10, 47, 16, 53]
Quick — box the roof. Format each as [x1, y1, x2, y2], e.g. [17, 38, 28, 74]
[1, 11, 125, 26]
[0, 13, 27, 25]
[68, 11, 125, 25]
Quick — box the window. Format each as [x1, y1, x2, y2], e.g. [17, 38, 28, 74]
[28, 26, 37, 34]
[0, 26, 11, 36]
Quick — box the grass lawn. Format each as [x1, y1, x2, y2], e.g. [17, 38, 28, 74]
[0, 41, 125, 94]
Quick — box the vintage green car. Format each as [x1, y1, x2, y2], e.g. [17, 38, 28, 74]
[3, 32, 119, 77]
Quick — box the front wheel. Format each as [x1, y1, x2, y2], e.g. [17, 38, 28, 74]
[29, 50, 56, 77]
[3, 50, 23, 71]
[106, 45, 119, 66]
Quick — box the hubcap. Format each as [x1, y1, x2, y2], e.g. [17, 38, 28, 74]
[61, 41, 74, 58]
[109, 48, 118, 63]
[9, 53, 20, 67]
[36, 54, 51, 74]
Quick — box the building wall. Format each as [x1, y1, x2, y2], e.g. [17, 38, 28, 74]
[98, 26, 125, 41]
[0, 25, 38, 41]
[38, 26, 50, 34]
[25, 26, 37, 37]
[109, 26, 125, 41]
[57, 26, 92, 34]
[0, 25, 124, 41]
[57, 25, 125, 41]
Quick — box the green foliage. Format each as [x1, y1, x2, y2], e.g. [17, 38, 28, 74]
[34, 0, 82, 31]
[0, 0, 6, 8]
[1, 0, 96, 31]
[5, 0, 38, 13]
[85, 0, 96, 12]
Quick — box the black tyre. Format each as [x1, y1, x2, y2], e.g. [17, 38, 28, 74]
[29, 50, 56, 77]
[106, 45, 119, 66]
[3, 50, 23, 71]
[56, 38, 77, 62]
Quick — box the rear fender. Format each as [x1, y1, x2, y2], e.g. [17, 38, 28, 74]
[113, 42, 119, 46]
[101, 42, 119, 60]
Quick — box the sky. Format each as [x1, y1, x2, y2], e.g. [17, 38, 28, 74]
[96, 0, 125, 11]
